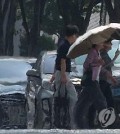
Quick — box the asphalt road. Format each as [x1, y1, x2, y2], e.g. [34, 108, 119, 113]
[0, 129, 120, 134]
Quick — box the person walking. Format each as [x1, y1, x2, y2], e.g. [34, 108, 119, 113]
[53, 25, 79, 129]
[74, 43, 107, 129]
[100, 40, 120, 108]
[88, 40, 120, 129]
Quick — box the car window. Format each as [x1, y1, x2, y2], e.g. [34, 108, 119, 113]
[108, 40, 120, 64]
[42, 54, 56, 74]
[75, 54, 87, 65]
[0, 59, 32, 83]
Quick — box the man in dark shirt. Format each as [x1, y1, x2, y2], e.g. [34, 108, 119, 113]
[53, 25, 79, 129]
[55, 39, 71, 72]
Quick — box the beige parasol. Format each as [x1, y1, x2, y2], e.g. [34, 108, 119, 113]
[67, 23, 120, 58]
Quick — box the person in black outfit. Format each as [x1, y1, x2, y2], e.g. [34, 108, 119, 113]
[51, 25, 79, 129]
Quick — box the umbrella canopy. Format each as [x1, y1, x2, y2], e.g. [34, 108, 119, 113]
[67, 23, 120, 58]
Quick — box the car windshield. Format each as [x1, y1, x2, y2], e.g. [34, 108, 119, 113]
[42, 54, 56, 74]
[108, 40, 120, 64]
[75, 40, 120, 65]
[0, 59, 33, 83]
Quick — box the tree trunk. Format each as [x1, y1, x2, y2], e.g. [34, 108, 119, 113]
[83, 0, 96, 33]
[57, 0, 84, 34]
[57, 0, 101, 35]
[5, 0, 17, 55]
[29, 0, 47, 57]
[2, 0, 11, 55]
[39, 0, 47, 25]
[71, 0, 84, 35]
[100, 0, 107, 25]
[29, 0, 41, 56]
[19, 0, 46, 57]
[104, 0, 117, 22]
[18, 0, 30, 55]
[114, 0, 120, 22]
[0, 1, 3, 55]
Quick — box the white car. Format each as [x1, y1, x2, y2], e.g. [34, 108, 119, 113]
[0, 57, 36, 129]
[25, 50, 82, 129]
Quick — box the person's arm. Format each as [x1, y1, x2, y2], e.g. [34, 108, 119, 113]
[112, 49, 120, 62]
[61, 58, 67, 83]
[101, 68, 117, 85]
[100, 49, 120, 73]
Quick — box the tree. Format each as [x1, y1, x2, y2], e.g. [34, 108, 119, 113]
[100, 0, 107, 25]
[41, 0, 64, 35]
[57, 0, 101, 35]
[18, 0, 47, 56]
[0, 0, 17, 56]
[18, 0, 30, 56]
[0, 1, 4, 55]
[5, 0, 17, 55]
[104, 0, 120, 23]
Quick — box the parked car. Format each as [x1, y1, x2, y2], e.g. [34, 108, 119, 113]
[40, 51, 82, 94]
[0, 57, 36, 129]
[25, 50, 83, 129]
[26, 51, 56, 129]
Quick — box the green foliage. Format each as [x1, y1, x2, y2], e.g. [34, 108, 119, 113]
[20, 0, 64, 34]
[92, 4, 101, 13]
[41, 0, 64, 34]
[20, 34, 56, 57]
[38, 35, 56, 51]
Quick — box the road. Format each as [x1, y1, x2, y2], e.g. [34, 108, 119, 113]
[0, 129, 120, 134]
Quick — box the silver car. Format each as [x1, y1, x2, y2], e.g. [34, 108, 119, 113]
[0, 57, 36, 129]
[26, 51, 55, 129]
[26, 50, 82, 129]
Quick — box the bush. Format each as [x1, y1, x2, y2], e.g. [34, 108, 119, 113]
[20, 34, 56, 57]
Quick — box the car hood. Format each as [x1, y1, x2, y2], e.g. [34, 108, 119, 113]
[0, 84, 25, 96]
[0, 78, 27, 85]
[42, 74, 53, 80]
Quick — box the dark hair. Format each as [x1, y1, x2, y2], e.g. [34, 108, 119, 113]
[104, 39, 112, 46]
[65, 25, 79, 37]
[104, 38, 112, 43]
[92, 44, 97, 48]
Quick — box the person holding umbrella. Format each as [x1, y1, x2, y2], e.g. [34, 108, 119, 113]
[67, 23, 120, 128]
[88, 40, 120, 129]
[74, 41, 107, 129]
